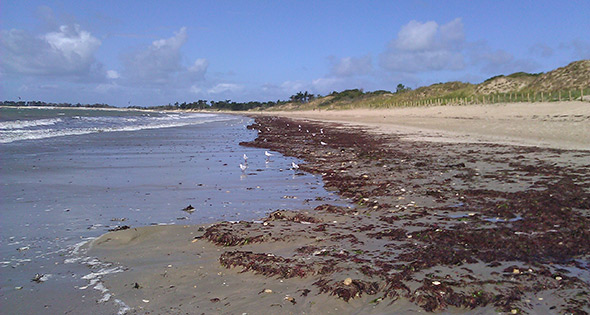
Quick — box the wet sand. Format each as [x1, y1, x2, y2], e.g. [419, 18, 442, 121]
[88, 102, 590, 314]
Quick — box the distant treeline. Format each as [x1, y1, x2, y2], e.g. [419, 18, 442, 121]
[148, 99, 290, 111]
[147, 88, 400, 111]
[148, 91, 321, 111]
[1, 88, 401, 111]
[1, 100, 115, 108]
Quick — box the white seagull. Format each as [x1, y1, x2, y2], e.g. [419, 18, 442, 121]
[265, 151, 273, 158]
[291, 162, 299, 170]
[320, 141, 327, 146]
[243, 153, 248, 162]
[239, 163, 248, 172]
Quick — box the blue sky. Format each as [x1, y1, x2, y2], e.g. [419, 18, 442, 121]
[1, 1, 589, 107]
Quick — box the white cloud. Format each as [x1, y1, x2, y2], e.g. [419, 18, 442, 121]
[560, 39, 590, 59]
[106, 70, 120, 79]
[329, 55, 373, 77]
[95, 82, 121, 93]
[280, 80, 308, 93]
[380, 18, 466, 73]
[312, 77, 343, 91]
[479, 49, 514, 67]
[529, 43, 554, 58]
[189, 85, 203, 94]
[395, 20, 438, 51]
[44, 25, 101, 62]
[122, 27, 209, 87]
[470, 44, 539, 74]
[38, 84, 59, 90]
[439, 18, 465, 44]
[123, 27, 187, 84]
[1, 24, 102, 77]
[189, 58, 209, 75]
[207, 83, 243, 94]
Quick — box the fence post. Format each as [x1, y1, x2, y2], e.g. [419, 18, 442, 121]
[582, 88, 584, 101]
[569, 90, 572, 101]
[541, 91, 543, 102]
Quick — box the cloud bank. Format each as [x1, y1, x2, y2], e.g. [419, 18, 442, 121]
[124, 27, 189, 85]
[1, 24, 104, 79]
[379, 18, 465, 73]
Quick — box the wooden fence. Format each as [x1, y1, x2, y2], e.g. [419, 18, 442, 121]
[375, 87, 590, 108]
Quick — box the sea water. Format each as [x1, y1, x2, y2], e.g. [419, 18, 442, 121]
[0, 107, 342, 313]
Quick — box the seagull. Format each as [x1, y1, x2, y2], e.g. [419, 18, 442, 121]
[243, 154, 248, 163]
[239, 163, 248, 172]
[320, 128, 324, 134]
[320, 141, 327, 146]
[265, 151, 273, 158]
[291, 162, 299, 170]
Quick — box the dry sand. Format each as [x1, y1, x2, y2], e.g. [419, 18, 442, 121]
[87, 102, 590, 314]
[263, 101, 590, 151]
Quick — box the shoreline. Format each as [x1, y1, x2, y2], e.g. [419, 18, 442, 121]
[88, 107, 590, 313]
[1, 114, 338, 314]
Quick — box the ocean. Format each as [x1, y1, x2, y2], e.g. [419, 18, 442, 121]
[0, 107, 341, 313]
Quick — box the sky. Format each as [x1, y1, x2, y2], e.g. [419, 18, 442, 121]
[1, 1, 589, 107]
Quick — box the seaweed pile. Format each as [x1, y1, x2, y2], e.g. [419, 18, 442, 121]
[202, 115, 590, 313]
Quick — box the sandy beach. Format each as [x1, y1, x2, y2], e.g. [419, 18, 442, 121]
[88, 101, 590, 314]
[263, 101, 590, 151]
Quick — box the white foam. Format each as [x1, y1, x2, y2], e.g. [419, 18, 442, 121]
[97, 292, 112, 303]
[114, 299, 131, 315]
[0, 115, 232, 143]
[64, 257, 81, 264]
[74, 252, 129, 311]
[71, 238, 94, 255]
[82, 266, 125, 280]
[94, 282, 108, 293]
[0, 118, 62, 130]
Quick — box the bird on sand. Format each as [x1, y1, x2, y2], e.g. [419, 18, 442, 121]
[243, 153, 248, 163]
[265, 151, 273, 158]
[239, 163, 248, 172]
[291, 162, 299, 170]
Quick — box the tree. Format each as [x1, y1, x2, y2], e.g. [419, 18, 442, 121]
[290, 91, 314, 103]
[396, 84, 411, 93]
